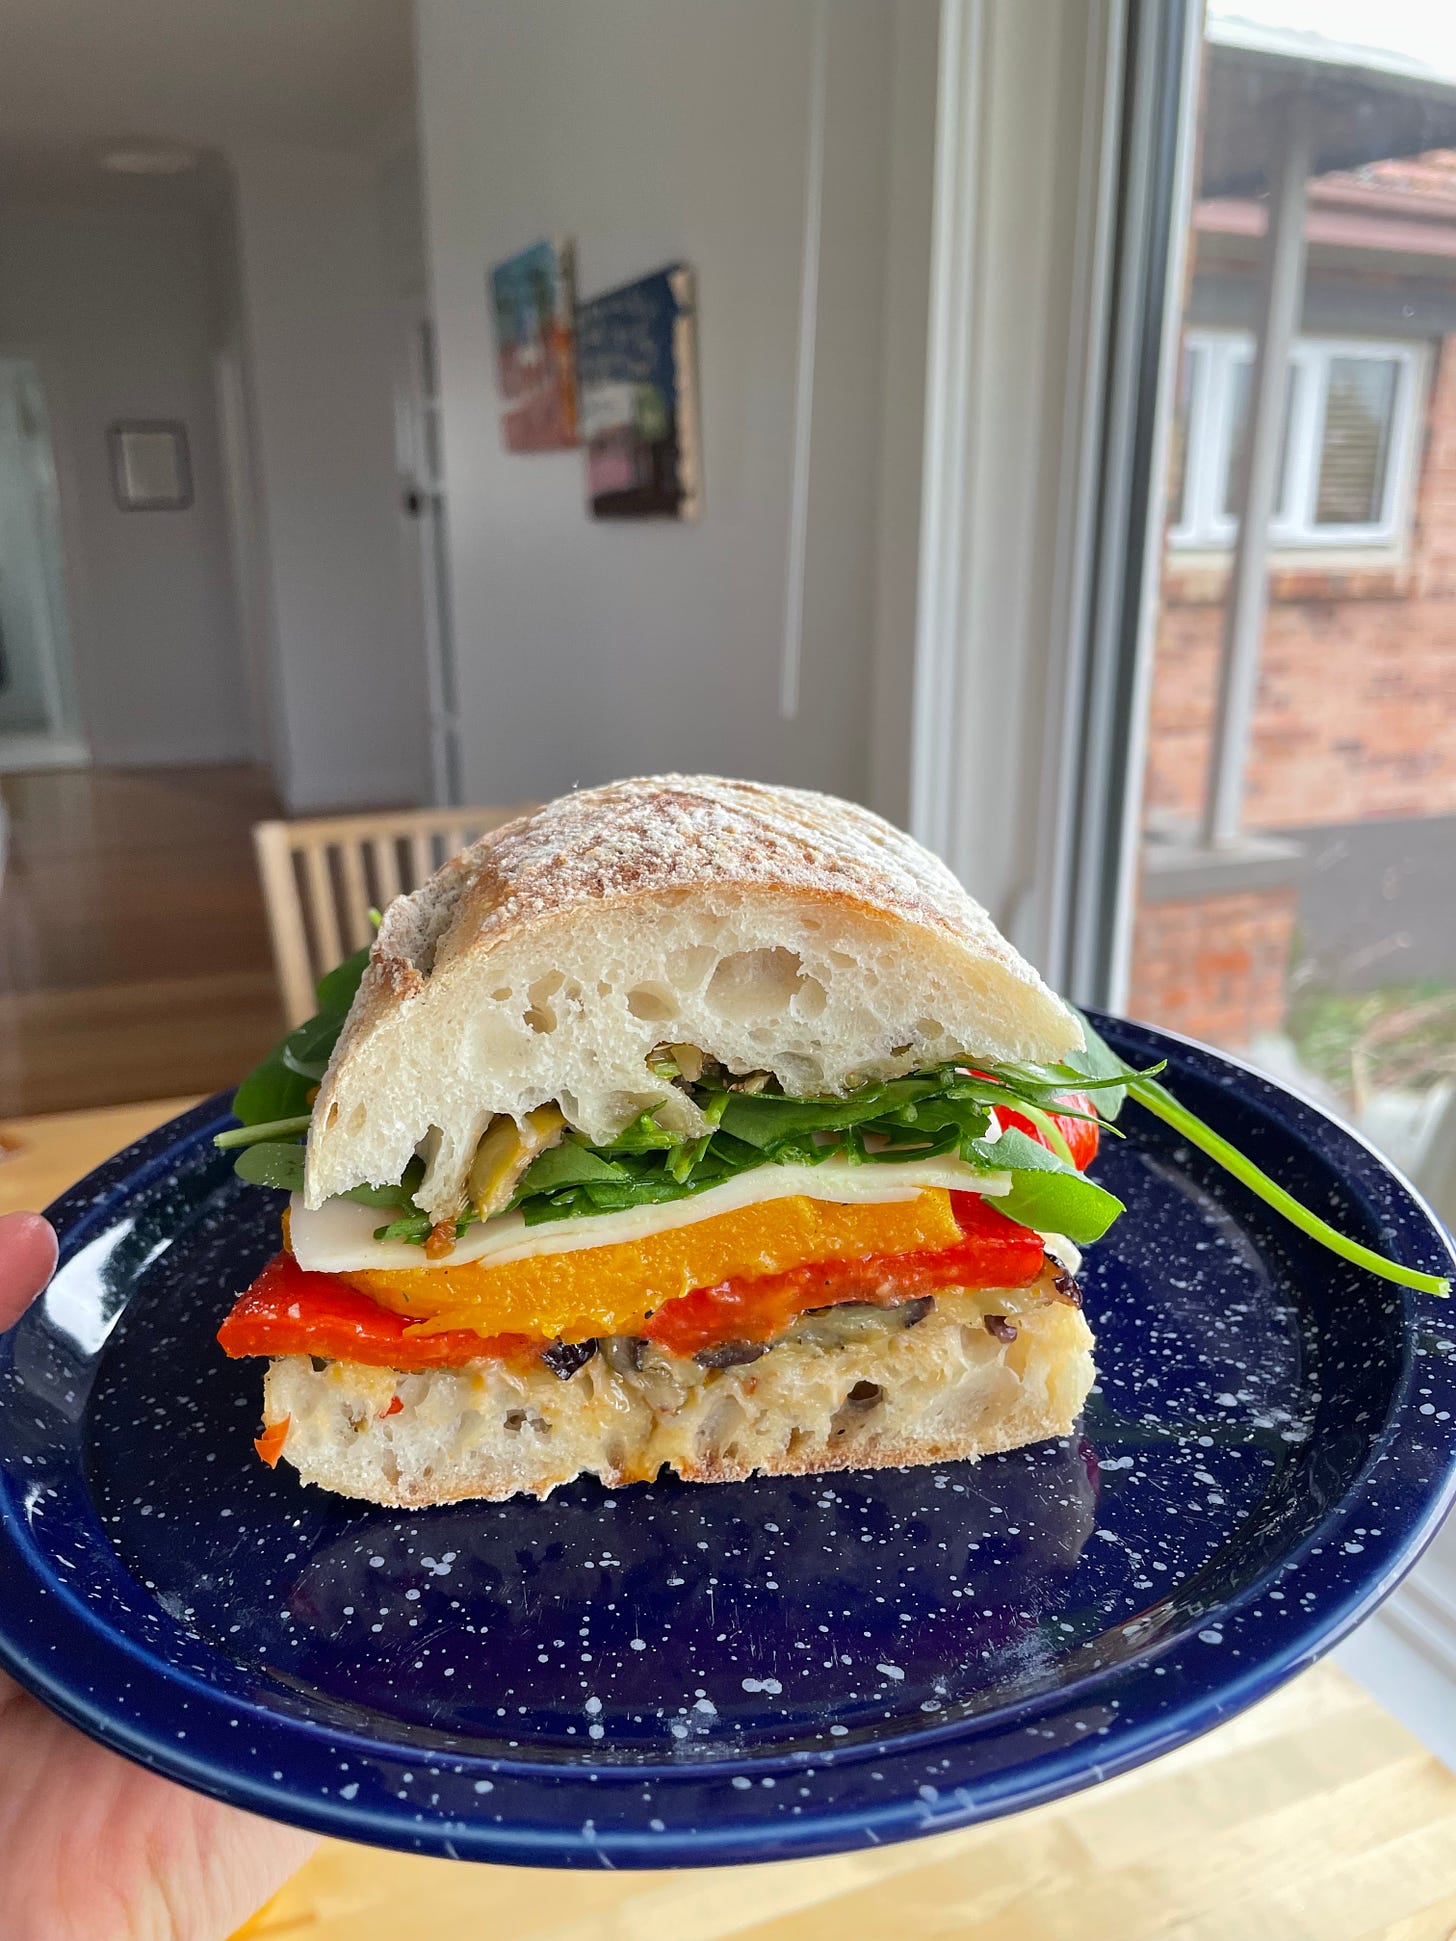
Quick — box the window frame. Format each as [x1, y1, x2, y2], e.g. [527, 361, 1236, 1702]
[1169, 328, 1425, 553]
[900, 0, 1203, 1009]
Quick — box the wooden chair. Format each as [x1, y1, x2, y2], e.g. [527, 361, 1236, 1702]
[253, 804, 535, 1026]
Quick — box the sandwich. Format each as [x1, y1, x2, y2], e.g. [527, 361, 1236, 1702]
[215, 775, 1449, 1507]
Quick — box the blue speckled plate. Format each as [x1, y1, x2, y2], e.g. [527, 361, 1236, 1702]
[2, 1015, 1454, 1868]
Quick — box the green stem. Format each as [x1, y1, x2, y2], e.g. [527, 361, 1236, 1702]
[214, 1114, 312, 1150]
[1129, 1079, 1451, 1298]
[1006, 1098, 1077, 1167]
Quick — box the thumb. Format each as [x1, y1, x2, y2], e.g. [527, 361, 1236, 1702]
[0, 1213, 59, 1331]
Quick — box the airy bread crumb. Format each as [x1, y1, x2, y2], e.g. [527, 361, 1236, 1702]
[306, 776, 1082, 1219]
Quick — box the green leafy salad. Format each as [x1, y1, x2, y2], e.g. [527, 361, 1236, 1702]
[216, 944, 1451, 1295]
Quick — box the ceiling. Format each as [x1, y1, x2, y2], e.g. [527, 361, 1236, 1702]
[0, 0, 413, 163]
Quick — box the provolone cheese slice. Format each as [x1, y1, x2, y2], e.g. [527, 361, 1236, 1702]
[288, 1155, 1010, 1276]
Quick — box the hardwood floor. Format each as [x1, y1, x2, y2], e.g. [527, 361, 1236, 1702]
[0, 765, 287, 1116]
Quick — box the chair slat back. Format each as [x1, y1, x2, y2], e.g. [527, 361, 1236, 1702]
[253, 804, 534, 1026]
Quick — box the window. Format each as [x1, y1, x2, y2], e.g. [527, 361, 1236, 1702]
[1120, 11, 1456, 1237]
[1169, 331, 1422, 551]
[1047, 0, 1456, 1736]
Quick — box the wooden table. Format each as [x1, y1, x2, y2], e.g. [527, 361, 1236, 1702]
[6, 1101, 1456, 1941]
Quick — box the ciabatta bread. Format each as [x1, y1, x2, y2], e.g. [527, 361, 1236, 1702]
[307, 776, 1082, 1220]
[260, 1282, 1094, 1506]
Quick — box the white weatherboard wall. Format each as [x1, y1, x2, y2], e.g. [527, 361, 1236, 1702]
[0, 205, 253, 765]
[417, 0, 933, 806]
[231, 147, 430, 812]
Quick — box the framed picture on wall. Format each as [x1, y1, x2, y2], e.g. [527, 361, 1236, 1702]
[109, 421, 193, 511]
[575, 264, 701, 520]
[488, 238, 579, 452]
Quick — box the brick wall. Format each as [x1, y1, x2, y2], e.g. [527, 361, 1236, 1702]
[1144, 335, 1456, 832]
[1127, 887, 1298, 1048]
[1132, 180, 1456, 1049]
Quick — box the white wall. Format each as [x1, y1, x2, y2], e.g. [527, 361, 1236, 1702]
[230, 144, 430, 811]
[0, 203, 254, 765]
[417, 0, 934, 807]
[378, 143, 428, 300]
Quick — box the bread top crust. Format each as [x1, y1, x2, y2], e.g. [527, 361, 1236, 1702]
[367, 774, 1055, 990]
[308, 776, 1082, 1212]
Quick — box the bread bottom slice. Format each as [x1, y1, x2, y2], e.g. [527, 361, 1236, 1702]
[261, 1281, 1095, 1507]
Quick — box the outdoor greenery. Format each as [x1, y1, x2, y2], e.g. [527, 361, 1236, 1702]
[1287, 980, 1456, 1110]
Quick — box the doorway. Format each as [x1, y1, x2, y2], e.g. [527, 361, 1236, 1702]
[0, 355, 86, 769]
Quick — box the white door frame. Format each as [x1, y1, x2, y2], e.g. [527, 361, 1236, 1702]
[907, 0, 1128, 975]
[906, 0, 1200, 1005]
[391, 295, 460, 807]
[214, 341, 283, 784]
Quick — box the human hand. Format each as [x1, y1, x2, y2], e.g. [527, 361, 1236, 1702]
[0, 1210, 317, 1940]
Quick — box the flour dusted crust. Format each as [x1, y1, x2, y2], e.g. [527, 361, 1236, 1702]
[306, 776, 1083, 1219]
[261, 1283, 1095, 1507]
